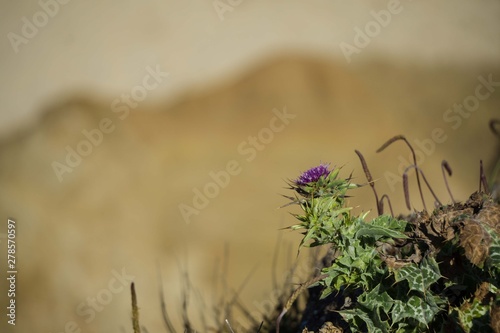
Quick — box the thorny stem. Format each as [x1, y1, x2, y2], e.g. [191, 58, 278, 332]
[276, 273, 329, 333]
[403, 165, 442, 211]
[377, 135, 426, 211]
[355, 149, 382, 215]
[441, 160, 456, 204]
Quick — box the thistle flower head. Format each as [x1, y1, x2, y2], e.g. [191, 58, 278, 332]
[295, 164, 331, 186]
[290, 163, 357, 201]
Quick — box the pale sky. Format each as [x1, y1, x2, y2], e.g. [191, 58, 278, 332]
[1, 0, 499, 138]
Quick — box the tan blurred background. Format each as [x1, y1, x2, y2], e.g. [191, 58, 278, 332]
[0, 1, 499, 332]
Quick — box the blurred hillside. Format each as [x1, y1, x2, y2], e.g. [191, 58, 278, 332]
[0, 53, 499, 332]
[1, 1, 500, 138]
[1, 1, 500, 332]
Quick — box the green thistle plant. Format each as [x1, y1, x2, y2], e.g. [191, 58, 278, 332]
[282, 161, 500, 333]
[288, 165, 358, 248]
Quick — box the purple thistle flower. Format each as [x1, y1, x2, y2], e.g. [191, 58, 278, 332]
[295, 164, 331, 186]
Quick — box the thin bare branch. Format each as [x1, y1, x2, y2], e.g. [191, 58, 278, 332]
[402, 172, 411, 210]
[131, 282, 141, 333]
[377, 135, 426, 211]
[225, 319, 236, 333]
[158, 267, 177, 333]
[376, 135, 405, 152]
[355, 149, 381, 215]
[276, 273, 328, 333]
[403, 165, 442, 211]
[224, 264, 259, 327]
[479, 160, 490, 194]
[173, 255, 194, 333]
[379, 194, 394, 217]
[271, 224, 284, 292]
[232, 297, 261, 327]
[490, 119, 500, 138]
[441, 160, 456, 204]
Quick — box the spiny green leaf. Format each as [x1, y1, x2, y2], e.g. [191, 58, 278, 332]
[343, 285, 394, 333]
[371, 215, 408, 231]
[454, 298, 491, 332]
[340, 308, 388, 333]
[394, 322, 420, 333]
[485, 225, 500, 270]
[392, 295, 441, 326]
[395, 257, 441, 293]
[359, 284, 394, 314]
[356, 222, 408, 241]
